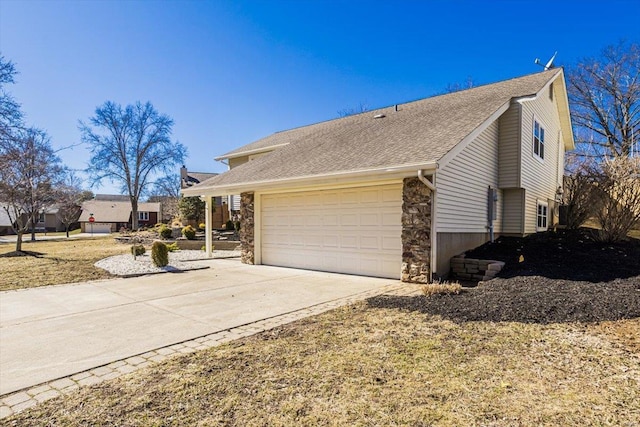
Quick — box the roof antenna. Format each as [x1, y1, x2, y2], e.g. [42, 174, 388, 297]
[534, 51, 557, 70]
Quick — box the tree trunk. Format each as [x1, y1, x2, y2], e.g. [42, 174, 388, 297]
[30, 218, 36, 241]
[66, 225, 70, 238]
[131, 198, 139, 230]
[15, 232, 23, 252]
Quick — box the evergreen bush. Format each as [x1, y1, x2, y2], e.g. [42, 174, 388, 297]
[151, 241, 169, 267]
[159, 225, 173, 239]
[182, 225, 196, 240]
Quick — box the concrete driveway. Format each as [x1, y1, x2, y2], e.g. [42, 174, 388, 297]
[0, 259, 398, 395]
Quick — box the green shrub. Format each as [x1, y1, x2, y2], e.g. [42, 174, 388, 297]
[234, 221, 241, 232]
[199, 223, 206, 230]
[166, 242, 179, 252]
[200, 244, 215, 252]
[154, 223, 164, 229]
[151, 241, 169, 267]
[131, 244, 146, 258]
[182, 225, 196, 240]
[159, 225, 173, 239]
[225, 220, 235, 230]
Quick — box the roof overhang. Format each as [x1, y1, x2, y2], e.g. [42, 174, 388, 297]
[181, 161, 438, 197]
[552, 69, 576, 151]
[214, 143, 291, 161]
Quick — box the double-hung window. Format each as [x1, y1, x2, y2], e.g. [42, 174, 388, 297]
[138, 211, 149, 222]
[536, 201, 548, 231]
[533, 120, 545, 160]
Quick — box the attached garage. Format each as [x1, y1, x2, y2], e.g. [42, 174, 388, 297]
[86, 222, 113, 233]
[260, 184, 402, 279]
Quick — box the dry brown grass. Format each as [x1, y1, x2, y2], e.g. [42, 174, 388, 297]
[5, 302, 639, 426]
[0, 236, 128, 291]
[422, 281, 462, 296]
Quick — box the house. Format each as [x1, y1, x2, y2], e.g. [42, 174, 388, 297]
[33, 205, 66, 232]
[0, 205, 15, 235]
[78, 196, 161, 233]
[183, 69, 574, 282]
[180, 165, 233, 227]
[0, 204, 65, 234]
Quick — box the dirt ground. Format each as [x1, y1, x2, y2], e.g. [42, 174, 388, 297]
[370, 228, 640, 324]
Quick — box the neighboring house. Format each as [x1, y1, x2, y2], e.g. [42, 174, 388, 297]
[33, 205, 66, 232]
[0, 205, 15, 235]
[79, 197, 161, 233]
[180, 165, 233, 227]
[183, 69, 574, 282]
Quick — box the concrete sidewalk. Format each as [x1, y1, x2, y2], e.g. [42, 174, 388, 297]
[0, 232, 108, 244]
[0, 259, 402, 396]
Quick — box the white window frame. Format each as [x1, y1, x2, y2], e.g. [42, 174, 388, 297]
[536, 200, 548, 231]
[138, 211, 149, 222]
[533, 117, 545, 162]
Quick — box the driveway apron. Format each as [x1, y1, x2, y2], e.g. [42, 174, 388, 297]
[0, 259, 397, 395]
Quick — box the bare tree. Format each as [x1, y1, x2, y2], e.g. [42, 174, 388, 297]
[56, 173, 87, 237]
[444, 76, 476, 94]
[80, 101, 186, 230]
[0, 128, 64, 251]
[591, 156, 640, 242]
[337, 102, 369, 118]
[562, 155, 597, 229]
[567, 41, 640, 160]
[149, 173, 181, 222]
[0, 55, 23, 140]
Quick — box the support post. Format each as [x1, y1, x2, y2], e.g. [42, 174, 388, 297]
[204, 195, 213, 258]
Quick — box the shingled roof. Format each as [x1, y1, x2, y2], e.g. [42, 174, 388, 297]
[187, 69, 566, 195]
[79, 200, 161, 223]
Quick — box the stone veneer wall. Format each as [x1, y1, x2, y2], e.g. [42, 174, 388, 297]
[401, 177, 432, 283]
[239, 192, 255, 264]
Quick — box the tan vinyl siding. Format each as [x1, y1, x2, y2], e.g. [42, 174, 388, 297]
[437, 120, 502, 233]
[501, 188, 525, 234]
[498, 103, 521, 188]
[520, 88, 563, 234]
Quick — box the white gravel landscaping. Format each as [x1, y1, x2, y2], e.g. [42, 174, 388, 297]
[95, 250, 241, 277]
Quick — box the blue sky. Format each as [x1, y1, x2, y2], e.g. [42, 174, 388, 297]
[1, 0, 638, 195]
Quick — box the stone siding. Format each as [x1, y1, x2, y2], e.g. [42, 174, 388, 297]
[239, 192, 255, 264]
[401, 177, 432, 283]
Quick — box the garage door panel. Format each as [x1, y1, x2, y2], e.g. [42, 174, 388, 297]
[340, 214, 358, 226]
[261, 184, 402, 279]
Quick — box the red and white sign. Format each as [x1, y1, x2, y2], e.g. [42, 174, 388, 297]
[89, 216, 95, 223]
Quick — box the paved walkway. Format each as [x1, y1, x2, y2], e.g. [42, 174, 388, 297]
[0, 232, 108, 244]
[0, 259, 420, 418]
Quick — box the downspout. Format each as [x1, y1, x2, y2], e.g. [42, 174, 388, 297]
[417, 170, 437, 281]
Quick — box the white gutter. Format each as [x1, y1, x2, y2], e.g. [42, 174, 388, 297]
[417, 169, 437, 282]
[182, 161, 438, 197]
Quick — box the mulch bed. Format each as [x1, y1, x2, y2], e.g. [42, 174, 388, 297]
[465, 227, 640, 282]
[369, 228, 640, 324]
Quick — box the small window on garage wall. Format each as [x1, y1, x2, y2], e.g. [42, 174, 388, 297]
[138, 211, 149, 221]
[536, 201, 548, 231]
[533, 118, 545, 161]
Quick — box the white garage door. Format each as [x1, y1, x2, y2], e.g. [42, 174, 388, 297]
[87, 222, 112, 233]
[261, 184, 402, 279]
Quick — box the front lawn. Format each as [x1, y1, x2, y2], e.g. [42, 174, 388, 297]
[3, 301, 638, 426]
[0, 236, 128, 291]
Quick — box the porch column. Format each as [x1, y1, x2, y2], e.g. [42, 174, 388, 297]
[203, 195, 213, 258]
